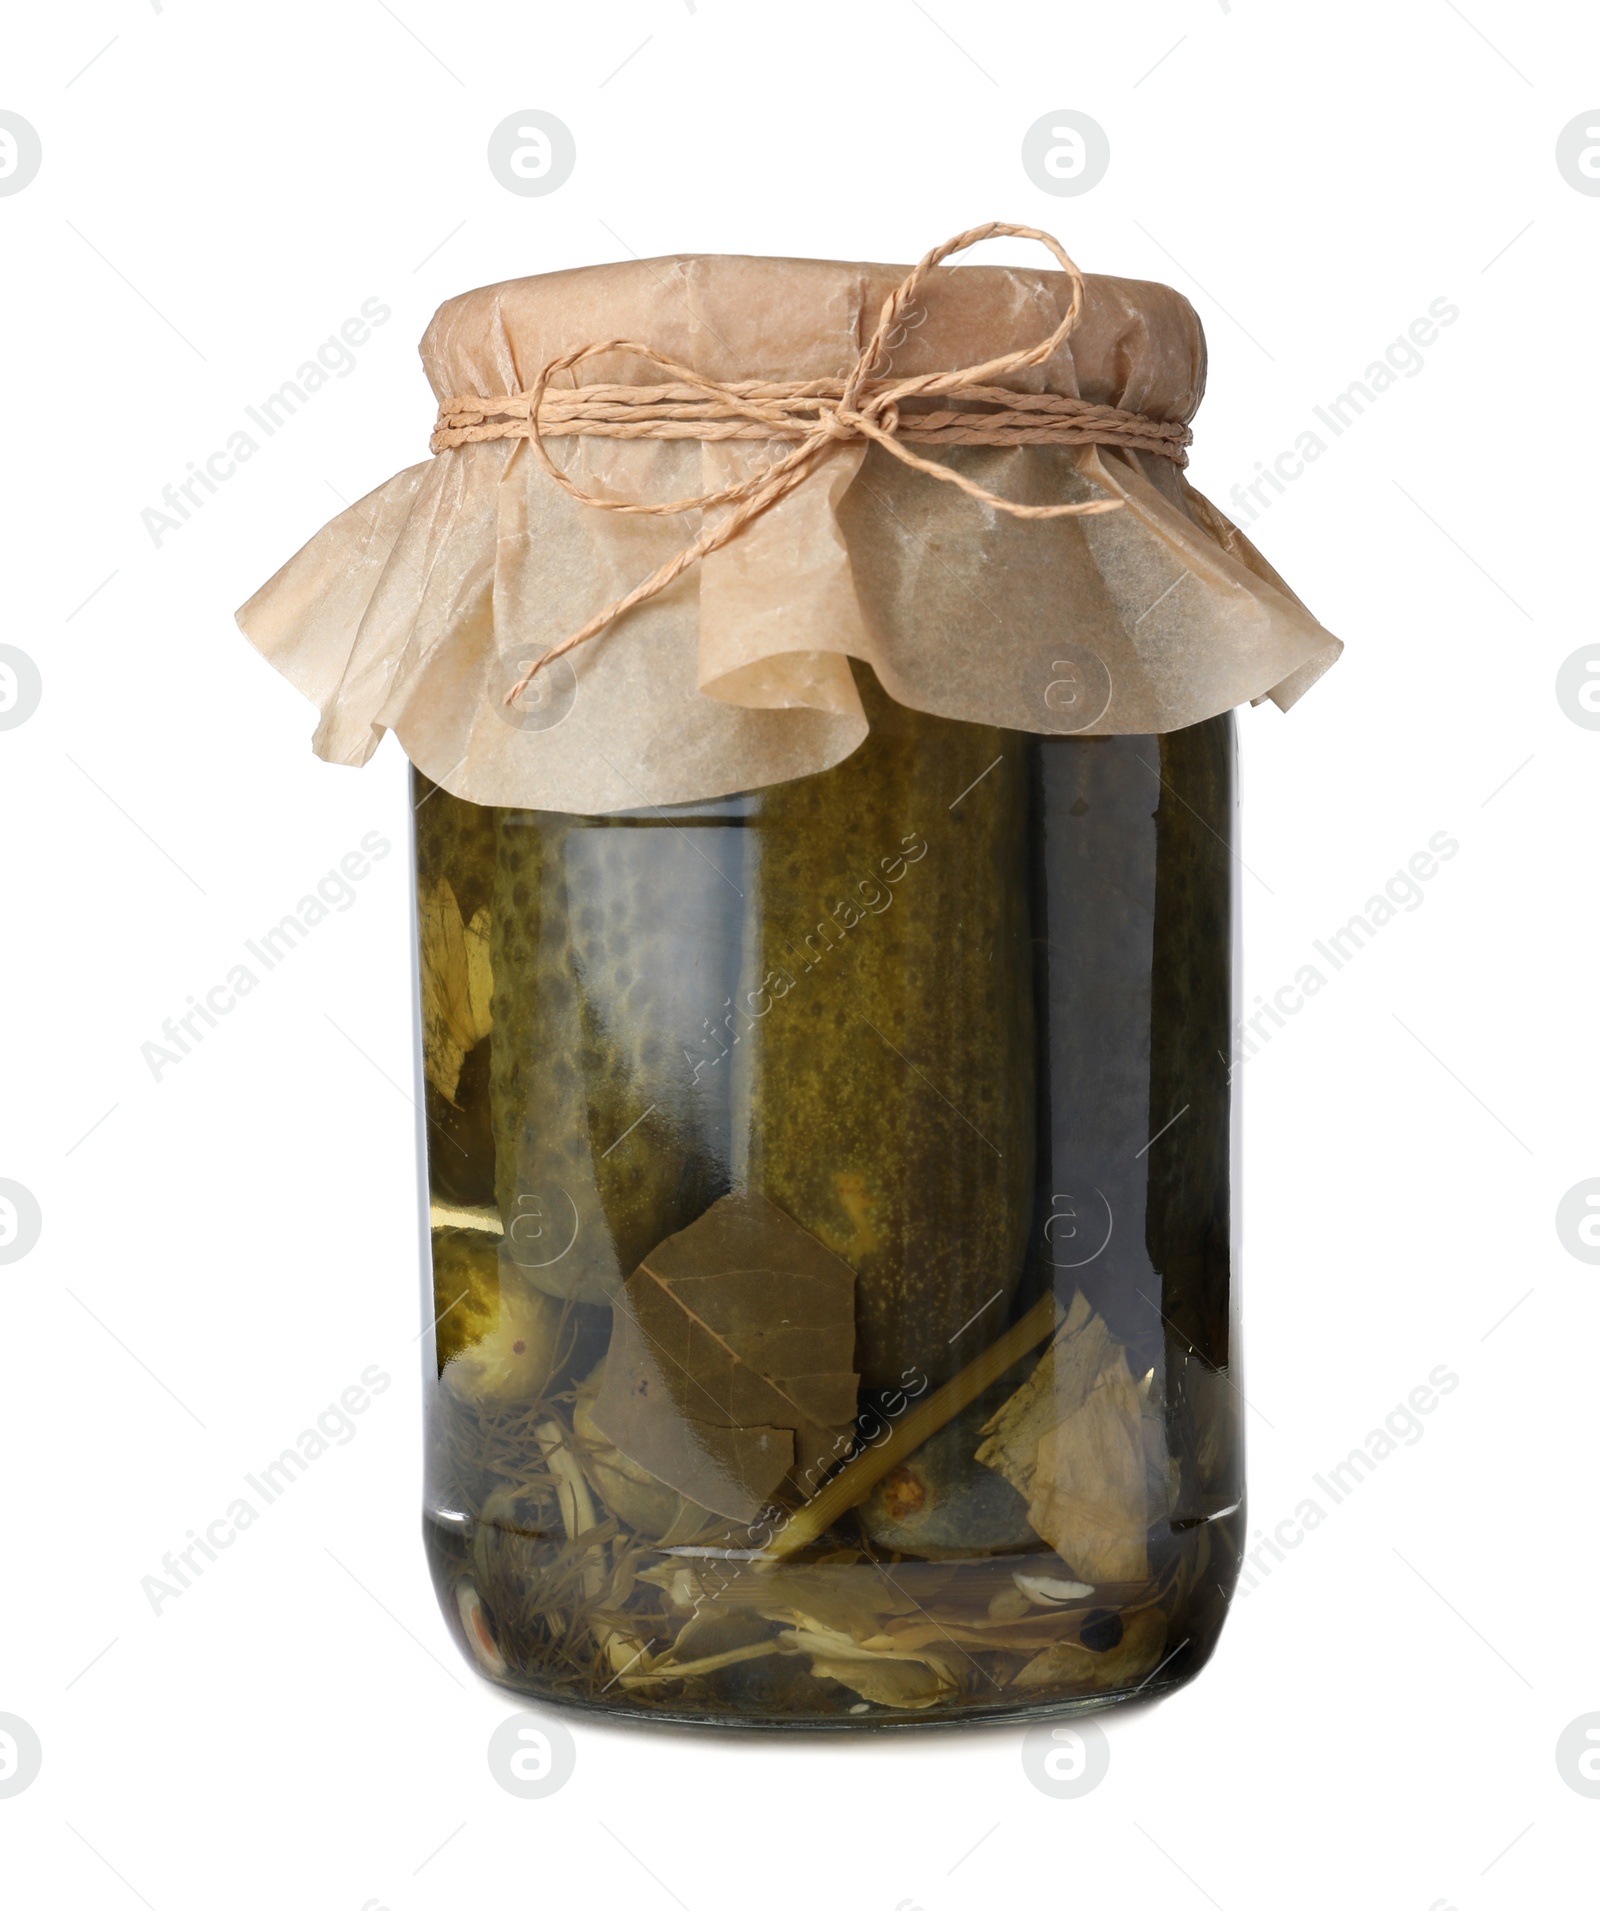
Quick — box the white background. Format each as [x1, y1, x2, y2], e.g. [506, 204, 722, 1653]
[2, 3, 1595, 1907]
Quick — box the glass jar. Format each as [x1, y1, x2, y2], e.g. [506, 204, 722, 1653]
[414, 670, 1239, 1728]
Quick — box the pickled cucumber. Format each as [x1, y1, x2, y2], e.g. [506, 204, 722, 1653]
[737, 668, 1036, 1390]
[1029, 734, 1164, 1354]
[490, 802, 749, 1305]
[1143, 716, 1237, 1531]
[414, 774, 497, 923]
[1143, 715, 1233, 1368]
[857, 1387, 1036, 1558]
[430, 1226, 564, 1404]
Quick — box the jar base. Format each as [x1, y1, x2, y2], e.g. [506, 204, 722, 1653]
[423, 1508, 1237, 1732]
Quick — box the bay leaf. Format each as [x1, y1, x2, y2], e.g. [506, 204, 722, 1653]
[773, 1620, 962, 1710]
[591, 1191, 858, 1521]
[640, 1558, 920, 1639]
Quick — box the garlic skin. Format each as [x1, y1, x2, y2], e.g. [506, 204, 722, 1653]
[571, 1361, 713, 1543]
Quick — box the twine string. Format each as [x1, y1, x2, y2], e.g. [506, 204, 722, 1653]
[424, 223, 1194, 707]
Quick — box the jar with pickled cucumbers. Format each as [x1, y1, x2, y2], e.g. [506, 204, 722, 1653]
[416, 670, 1239, 1727]
[237, 224, 1339, 1731]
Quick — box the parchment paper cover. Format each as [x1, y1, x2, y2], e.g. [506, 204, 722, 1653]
[237, 250, 1340, 813]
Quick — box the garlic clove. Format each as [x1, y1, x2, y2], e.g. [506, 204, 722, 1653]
[1012, 1571, 1094, 1605]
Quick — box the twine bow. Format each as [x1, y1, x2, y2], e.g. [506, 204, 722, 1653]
[427, 223, 1193, 708]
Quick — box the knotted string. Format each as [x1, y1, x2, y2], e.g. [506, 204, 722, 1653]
[426, 223, 1193, 707]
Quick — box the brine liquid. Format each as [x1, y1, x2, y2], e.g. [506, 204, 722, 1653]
[413, 704, 1240, 1728]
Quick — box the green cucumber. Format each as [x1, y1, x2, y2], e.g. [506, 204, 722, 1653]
[737, 668, 1036, 1390]
[490, 802, 748, 1305]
